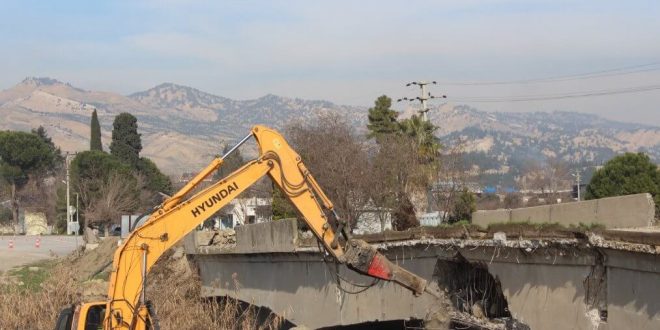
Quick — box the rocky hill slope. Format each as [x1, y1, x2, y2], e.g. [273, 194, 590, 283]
[1, 77, 657, 178]
[428, 105, 660, 185]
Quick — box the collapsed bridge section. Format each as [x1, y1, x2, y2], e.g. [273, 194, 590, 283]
[184, 216, 660, 329]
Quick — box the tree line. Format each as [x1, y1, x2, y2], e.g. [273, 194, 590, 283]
[276, 95, 476, 231]
[70, 111, 171, 234]
[1, 97, 657, 233]
[0, 110, 171, 234]
[276, 95, 659, 230]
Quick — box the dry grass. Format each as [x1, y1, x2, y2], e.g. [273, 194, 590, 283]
[0, 266, 81, 329]
[147, 250, 284, 330]
[0, 246, 283, 330]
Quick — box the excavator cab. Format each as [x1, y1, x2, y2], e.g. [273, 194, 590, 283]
[55, 301, 106, 330]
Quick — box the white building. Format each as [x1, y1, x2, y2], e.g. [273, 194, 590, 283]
[418, 211, 447, 227]
[353, 203, 393, 234]
[217, 197, 271, 229]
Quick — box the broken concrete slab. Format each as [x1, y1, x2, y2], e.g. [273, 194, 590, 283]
[235, 218, 298, 253]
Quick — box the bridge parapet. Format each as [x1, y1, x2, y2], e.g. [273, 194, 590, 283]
[472, 193, 656, 228]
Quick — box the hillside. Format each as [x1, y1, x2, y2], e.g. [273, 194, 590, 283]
[1, 77, 658, 179]
[0, 78, 365, 173]
[429, 105, 660, 185]
[128, 83, 364, 138]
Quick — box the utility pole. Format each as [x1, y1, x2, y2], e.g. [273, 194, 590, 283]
[65, 152, 71, 232]
[397, 81, 446, 121]
[76, 193, 79, 227]
[572, 169, 581, 201]
[65, 152, 80, 235]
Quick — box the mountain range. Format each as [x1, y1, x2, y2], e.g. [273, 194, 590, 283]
[1, 77, 658, 181]
[427, 104, 660, 185]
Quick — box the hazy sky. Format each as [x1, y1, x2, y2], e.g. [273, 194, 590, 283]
[1, 0, 659, 125]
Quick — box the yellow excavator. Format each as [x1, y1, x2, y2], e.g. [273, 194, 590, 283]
[55, 125, 437, 330]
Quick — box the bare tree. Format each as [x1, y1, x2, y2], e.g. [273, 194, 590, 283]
[135, 173, 159, 212]
[544, 157, 571, 199]
[503, 193, 523, 209]
[286, 114, 372, 229]
[521, 157, 571, 201]
[520, 159, 545, 193]
[84, 173, 138, 232]
[476, 194, 501, 210]
[369, 134, 431, 230]
[285, 113, 441, 231]
[431, 137, 468, 222]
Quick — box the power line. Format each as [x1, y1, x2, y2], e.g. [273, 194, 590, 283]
[452, 83, 660, 103]
[434, 61, 660, 86]
[396, 81, 446, 121]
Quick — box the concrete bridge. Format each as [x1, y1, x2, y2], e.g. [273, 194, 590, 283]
[184, 194, 660, 329]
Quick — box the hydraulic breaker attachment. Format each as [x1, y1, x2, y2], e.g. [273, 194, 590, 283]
[342, 239, 439, 298]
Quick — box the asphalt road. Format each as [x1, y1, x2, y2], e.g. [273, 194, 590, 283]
[0, 235, 81, 272]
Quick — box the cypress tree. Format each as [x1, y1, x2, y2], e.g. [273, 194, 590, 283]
[90, 109, 103, 151]
[110, 112, 142, 167]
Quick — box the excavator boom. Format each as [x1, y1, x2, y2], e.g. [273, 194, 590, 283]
[57, 125, 434, 330]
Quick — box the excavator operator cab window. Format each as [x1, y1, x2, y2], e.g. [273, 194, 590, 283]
[84, 305, 106, 330]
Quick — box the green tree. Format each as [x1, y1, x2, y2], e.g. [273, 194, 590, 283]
[90, 109, 103, 151]
[399, 114, 440, 161]
[367, 95, 399, 140]
[271, 185, 297, 221]
[0, 206, 12, 223]
[32, 126, 64, 167]
[585, 152, 660, 213]
[70, 150, 135, 227]
[137, 157, 173, 195]
[110, 113, 142, 167]
[451, 188, 476, 223]
[0, 131, 56, 225]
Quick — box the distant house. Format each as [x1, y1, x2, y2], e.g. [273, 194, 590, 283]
[178, 172, 215, 184]
[353, 200, 392, 234]
[216, 197, 271, 229]
[418, 211, 447, 227]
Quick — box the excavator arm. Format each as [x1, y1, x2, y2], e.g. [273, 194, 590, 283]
[65, 125, 433, 330]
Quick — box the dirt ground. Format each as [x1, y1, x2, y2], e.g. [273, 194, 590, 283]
[0, 235, 80, 272]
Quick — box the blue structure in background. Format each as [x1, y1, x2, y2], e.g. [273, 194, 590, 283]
[483, 186, 497, 194]
[504, 187, 518, 193]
